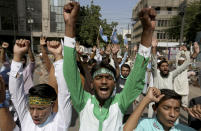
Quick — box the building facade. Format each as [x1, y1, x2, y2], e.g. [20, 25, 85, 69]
[0, 0, 70, 51]
[131, 0, 186, 44]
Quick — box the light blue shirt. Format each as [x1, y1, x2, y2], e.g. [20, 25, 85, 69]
[135, 118, 196, 131]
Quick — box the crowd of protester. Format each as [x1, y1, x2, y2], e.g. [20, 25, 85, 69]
[0, 2, 201, 131]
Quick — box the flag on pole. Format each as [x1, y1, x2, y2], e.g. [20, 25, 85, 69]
[110, 28, 119, 44]
[124, 35, 128, 45]
[99, 25, 108, 43]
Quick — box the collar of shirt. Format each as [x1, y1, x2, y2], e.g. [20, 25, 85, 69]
[153, 117, 177, 130]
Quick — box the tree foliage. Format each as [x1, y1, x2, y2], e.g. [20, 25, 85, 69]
[166, 1, 201, 42]
[75, 4, 119, 47]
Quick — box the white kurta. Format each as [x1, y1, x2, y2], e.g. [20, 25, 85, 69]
[151, 55, 191, 90]
[9, 60, 72, 131]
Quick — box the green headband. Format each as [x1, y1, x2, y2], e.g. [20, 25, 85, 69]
[93, 68, 115, 80]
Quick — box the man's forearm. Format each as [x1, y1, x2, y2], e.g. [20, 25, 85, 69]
[152, 46, 157, 55]
[124, 97, 150, 131]
[113, 54, 120, 78]
[141, 30, 153, 48]
[191, 52, 198, 59]
[28, 48, 35, 62]
[65, 24, 75, 38]
[41, 45, 52, 72]
[0, 48, 6, 63]
[0, 108, 16, 131]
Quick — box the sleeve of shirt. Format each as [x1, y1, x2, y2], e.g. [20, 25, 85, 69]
[9, 60, 28, 123]
[26, 62, 35, 74]
[53, 59, 72, 129]
[118, 44, 151, 114]
[151, 54, 158, 78]
[172, 58, 191, 78]
[63, 36, 90, 113]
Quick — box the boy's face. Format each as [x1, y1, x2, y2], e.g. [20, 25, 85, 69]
[29, 104, 53, 125]
[155, 99, 180, 130]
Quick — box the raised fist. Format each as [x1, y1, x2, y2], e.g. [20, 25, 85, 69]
[111, 44, 119, 55]
[2, 42, 9, 49]
[63, 2, 80, 25]
[47, 41, 62, 59]
[14, 39, 30, 57]
[40, 36, 46, 46]
[138, 8, 156, 31]
[0, 76, 5, 103]
[145, 87, 164, 103]
[133, 45, 138, 52]
[194, 42, 200, 54]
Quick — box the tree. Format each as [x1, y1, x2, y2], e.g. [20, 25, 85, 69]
[76, 4, 118, 47]
[166, 1, 201, 42]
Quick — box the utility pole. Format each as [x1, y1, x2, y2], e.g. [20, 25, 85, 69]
[27, 7, 34, 52]
[179, 0, 187, 45]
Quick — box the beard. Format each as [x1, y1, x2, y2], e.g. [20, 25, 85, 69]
[160, 71, 169, 78]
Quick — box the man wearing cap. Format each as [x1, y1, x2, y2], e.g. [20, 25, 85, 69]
[63, 2, 155, 130]
[151, 38, 199, 106]
[174, 45, 193, 108]
[9, 39, 72, 131]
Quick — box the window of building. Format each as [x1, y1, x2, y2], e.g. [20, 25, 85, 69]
[167, 7, 172, 14]
[157, 33, 160, 39]
[155, 7, 160, 14]
[1, 16, 13, 30]
[158, 20, 161, 27]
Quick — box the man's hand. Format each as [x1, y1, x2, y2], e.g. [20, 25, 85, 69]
[92, 45, 97, 53]
[64, 2, 80, 37]
[2, 42, 9, 49]
[111, 44, 119, 55]
[133, 45, 138, 52]
[105, 45, 111, 55]
[152, 37, 158, 47]
[193, 42, 200, 54]
[139, 8, 156, 31]
[40, 36, 46, 46]
[185, 104, 201, 120]
[0, 76, 5, 103]
[47, 41, 63, 61]
[139, 8, 156, 48]
[13, 39, 30, 62]
[145, 87, 164, 103]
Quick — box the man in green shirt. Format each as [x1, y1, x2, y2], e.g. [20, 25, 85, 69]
[63, 2, 156, 131]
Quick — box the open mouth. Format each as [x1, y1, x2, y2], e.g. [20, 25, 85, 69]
[100, 87, 109, 91]
[33, 119, 40, 124]
[99, 87, 109, 94]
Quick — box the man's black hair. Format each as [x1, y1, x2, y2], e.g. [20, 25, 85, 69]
[158, 59, 168, 68]
[155, 89, 182, 108]
[29, 84, 57, 101]
[121, 64, 130, 71]
[91, 62, 116, 79]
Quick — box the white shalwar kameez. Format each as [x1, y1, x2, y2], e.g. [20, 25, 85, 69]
[9, 59, 72, 131]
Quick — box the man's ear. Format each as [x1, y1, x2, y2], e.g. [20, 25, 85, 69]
[91, 81, 94, 90]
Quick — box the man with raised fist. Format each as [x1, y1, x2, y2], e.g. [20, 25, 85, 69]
[62, 2, 156, 130]
[9, 39, 72, 131]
